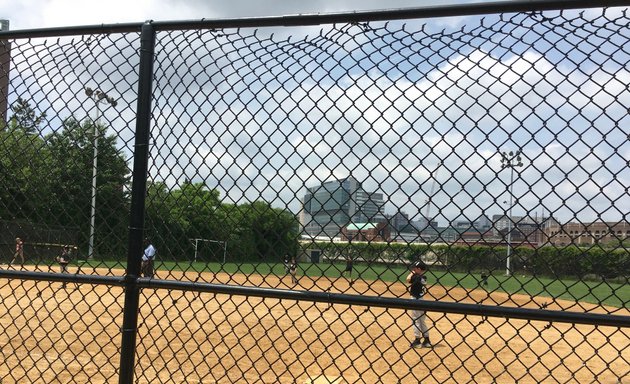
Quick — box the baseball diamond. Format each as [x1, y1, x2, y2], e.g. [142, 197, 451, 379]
[1, 2, 630, 383]
[0, 266, 627, 383]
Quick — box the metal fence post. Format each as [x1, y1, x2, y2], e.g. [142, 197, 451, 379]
[118, 21, 156, 384]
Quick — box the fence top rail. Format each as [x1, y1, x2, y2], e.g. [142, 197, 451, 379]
[2, 269, 628, 328]
[140, 278, 630, 328]
[1, 0, 629, 39]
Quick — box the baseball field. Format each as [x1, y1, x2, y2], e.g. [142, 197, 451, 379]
[0, 265, 628, 383]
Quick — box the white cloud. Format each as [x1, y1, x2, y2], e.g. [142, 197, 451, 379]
[1, 0, 477, 30]
[4, 4, 628, 225]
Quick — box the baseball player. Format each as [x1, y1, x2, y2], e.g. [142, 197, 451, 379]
[283, 254, 291, 275]
[9, 237, 24, 268]
[289, 256, 298, 284]
[407, 260, 432, 348]
[141, 238, 157, 278]
[56, 245, 71, 288]
[343, 254, 354, 286]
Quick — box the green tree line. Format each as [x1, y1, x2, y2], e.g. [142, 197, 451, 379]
[1, 99, 299, 261]
[310, 241, 629, 279]
[1, 98, 128, 257]
[145, 180, 299, 262]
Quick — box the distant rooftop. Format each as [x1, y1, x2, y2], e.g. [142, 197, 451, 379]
[346, 223, 378, 231]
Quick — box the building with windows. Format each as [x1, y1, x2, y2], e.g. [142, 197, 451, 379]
[492, 214, 533, 234]
[341, 222, 390, 242]
[544, 221, 630, 246]
[491, 214, 549, 246]
[389, 211, 410, 232]
[454, 216, 492, 232]
[301, 176, 386, 238]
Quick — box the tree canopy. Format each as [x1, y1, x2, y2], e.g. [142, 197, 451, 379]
[1, 99, 299, 261]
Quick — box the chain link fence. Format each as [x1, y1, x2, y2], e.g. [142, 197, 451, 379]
[1, 2, 629, 383]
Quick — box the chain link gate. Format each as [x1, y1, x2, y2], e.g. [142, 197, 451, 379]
[1, 2, 630, 383]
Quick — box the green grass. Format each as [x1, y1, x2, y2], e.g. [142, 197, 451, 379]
[74, 259, 629, 308]
[431, 270, 630, 308]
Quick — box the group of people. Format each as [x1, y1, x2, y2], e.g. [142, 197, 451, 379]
[55, 238, 156, 279]
[8, 238, 73, 288]
[10, 235, 432, 348]
[8, 237, 72, 272]
[6, 236, 158, 279]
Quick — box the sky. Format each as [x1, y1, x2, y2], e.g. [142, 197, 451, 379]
[1, 0, 473, 30]
[1, 1, 629, 226]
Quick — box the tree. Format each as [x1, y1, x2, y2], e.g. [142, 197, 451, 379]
[169, 180, 223, 240]
[0, 99, 47, 221]
[7, 97, 46, 134]
[227, 201, 299, 262]
[43, 117, 130, 257]
[144, 181, 186, 261]
[143, 181, 300, 263]
[145, 180, 226, 262]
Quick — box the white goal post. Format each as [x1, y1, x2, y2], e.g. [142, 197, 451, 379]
[189, 238, 227, 263]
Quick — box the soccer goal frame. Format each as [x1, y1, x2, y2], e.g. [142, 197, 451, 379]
[189, 238, 227, 264]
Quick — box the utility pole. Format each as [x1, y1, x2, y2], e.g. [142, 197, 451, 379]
[84, 86, 117, 259]
[0, 19, 10, 125]
[500, 150, 523, 276]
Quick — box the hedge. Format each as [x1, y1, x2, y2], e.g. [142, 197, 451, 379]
[305, 241, 629, 279]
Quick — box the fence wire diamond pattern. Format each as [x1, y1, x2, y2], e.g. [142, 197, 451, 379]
[0, 5, 629, 384]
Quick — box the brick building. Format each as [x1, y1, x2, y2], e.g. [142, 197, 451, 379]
[544, 221, 630, 246]
[341, 222, 390, 242]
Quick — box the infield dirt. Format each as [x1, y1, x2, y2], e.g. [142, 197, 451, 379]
[0, 266, 628, 383]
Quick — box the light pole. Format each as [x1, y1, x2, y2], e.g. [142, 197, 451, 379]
[500, 150, 523, 276]
[85, 86, 117, 259]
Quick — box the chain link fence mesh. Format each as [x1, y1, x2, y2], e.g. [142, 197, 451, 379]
[0, 5, 629, 383]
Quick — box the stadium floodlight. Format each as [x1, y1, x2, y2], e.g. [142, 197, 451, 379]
[500, 149, 524, 276]
[84, 86, 117, 259]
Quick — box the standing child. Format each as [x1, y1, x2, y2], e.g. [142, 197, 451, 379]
[9, 237, 24, 268]
[283, 254, 291, 275]
[342, 254, 354, 286]
[407, 260, 432, 348]
[480, 272, 489, 287]
[56, 245, 71, 288]
[289, 256, 298, 285]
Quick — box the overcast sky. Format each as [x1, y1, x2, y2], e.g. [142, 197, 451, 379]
[1, 0, 476, 30]
[2, 2, 628, 226]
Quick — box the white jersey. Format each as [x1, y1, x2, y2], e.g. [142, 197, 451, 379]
[142, 244, 156, 261]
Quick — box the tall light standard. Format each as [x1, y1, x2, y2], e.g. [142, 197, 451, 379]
[500, 150, 523, 276]
[85, 86, 117, 259]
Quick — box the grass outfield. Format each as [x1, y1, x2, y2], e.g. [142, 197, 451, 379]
[74, 259, 629, 308]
